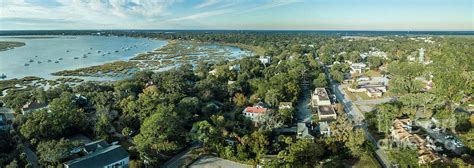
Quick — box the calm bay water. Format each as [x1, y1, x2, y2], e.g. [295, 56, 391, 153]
[0, 35, 167, 80]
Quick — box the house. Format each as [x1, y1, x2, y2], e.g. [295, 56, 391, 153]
[278, 102, 292, 109]
[209, 69, 218, 76]
[366, 88, 383, 98]
[317, 105, 337, 121]
[349, 63, 367, 74]
[311, 88, 331, 108]
[229, 64, 241, 71]
[296, 122, 314, 139]
[242, 103, 268, 123]
[356, 75, 370, 82]
[21, 101, 47, 115]
[258, 56, 271, 65]
[390, 119, 441, 165]
[318, 121, 331, 137]
[64, 140, 129, 168]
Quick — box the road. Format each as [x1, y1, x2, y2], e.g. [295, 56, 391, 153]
[0, 107, 15, 121]
[317, 58, 390, 167]
[162, 141, 202, 168]
[295, 84, 312, 123]
[0, 107, 39, 167]
[23, 143, 39, 168]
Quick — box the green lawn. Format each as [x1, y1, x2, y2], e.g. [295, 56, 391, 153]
[352, 154, 381, 168]
[364, 70, 382, 77]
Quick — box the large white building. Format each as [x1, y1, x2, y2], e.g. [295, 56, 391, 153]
[311, 88, 331, 108]
[64, 140, 129, 168]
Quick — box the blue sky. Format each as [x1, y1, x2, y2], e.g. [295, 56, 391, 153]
[0, 0, 472, 30]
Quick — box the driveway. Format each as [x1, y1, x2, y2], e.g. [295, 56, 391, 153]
[0, 107, 15, 121]
[162, 141, 202, 168]
[295, 84, 312, 123]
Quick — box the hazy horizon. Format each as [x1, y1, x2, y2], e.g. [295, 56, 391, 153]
[1, 0, 473, 31]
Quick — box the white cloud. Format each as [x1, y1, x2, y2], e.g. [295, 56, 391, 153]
[169, 9, 230, 21]
[243, 0, 299, 13]
[195, 0, 221, 9]
[0, 0, 180, 29]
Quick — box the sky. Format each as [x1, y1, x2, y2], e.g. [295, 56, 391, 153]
[0, 0, 472, 31]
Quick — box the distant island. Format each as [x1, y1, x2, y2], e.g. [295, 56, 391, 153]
[0, 41, 25, 51]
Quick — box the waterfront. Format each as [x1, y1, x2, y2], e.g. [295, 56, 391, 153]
[0, 35, 253, 80]
[0, 35, 167, 80]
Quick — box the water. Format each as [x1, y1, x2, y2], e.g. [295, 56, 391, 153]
[0, 35, 167, 80]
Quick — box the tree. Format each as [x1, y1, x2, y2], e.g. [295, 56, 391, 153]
[264, 89, 280, 107]
[248, 131, 269, 161]
[37, 139, 80, 165]
[374, 104, 400, 134]
[367, 56, 383, 69]
[258, 110, 284, 131]
[387, 62, 425, 94]
[94, 112, 112, 139]
[133, 105, 186, 165]
[330, 70, 344, 83]
[20, 93, 85, 140]
[278, 139, 325, 166]
[5, 159, 18, 168]
[233, 93, 247, 107]
[190, 121, 218, 148]
[313, 73, 328, 88]
[122, 127, 132, 137]
[345, 128, 366, 157]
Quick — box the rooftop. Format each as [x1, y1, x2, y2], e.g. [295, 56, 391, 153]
[22, 101, 47, 111]
[244, 106, 267, 114]
[313, 88, 329, 101]
[317, 105, 336, 116]
[64, 144, 129, 168]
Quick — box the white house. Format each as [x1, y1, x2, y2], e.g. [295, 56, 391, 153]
[366, 88, 383, 98]
[278, 102, 292, 109]
[350, 63, 367, 74]
[243, 103, 268, 123]
[318, 121, 331, 137]
[258, 56, 271, 65]
[311, 88, 331, 108]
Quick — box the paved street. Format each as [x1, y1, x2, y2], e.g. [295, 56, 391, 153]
[162, 141, 202, 168]
[0, 107, 15, 121]
[295, 84, 312, 123]
[189, 155, 251, 168]
[318, 58, 390, 167]
[23, 143, 39, 168]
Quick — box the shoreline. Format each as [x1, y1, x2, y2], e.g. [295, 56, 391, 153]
[0, 41, 26, 52]
[51, 39, 256, 78]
